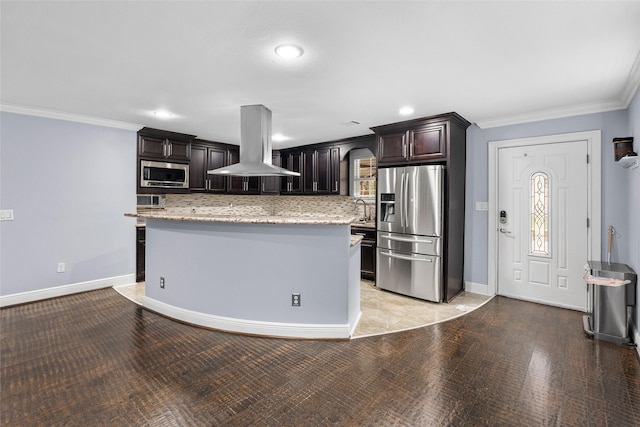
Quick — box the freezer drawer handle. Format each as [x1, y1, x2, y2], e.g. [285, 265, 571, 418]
[379, 251, 433, 262]
[381, 234, 434, 244]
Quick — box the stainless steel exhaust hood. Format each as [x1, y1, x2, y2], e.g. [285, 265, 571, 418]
[207, 105, 300, 177]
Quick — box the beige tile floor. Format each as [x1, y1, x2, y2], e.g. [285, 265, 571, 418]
[113, 281, 492, 339]
[353, 280, 492, 338]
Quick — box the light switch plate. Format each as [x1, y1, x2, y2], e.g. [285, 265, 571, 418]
[0, 210, 14, 221]
[475, 202, 488, 211]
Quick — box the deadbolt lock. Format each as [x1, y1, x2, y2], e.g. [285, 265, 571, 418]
[499, 210, 507, 224]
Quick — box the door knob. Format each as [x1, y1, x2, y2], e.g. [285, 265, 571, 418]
[499, 228, 512, 234]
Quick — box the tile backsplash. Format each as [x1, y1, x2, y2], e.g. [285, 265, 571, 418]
[162, 194, 375, 220]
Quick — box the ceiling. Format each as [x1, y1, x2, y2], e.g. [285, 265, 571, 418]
[2, 1, 639, 148]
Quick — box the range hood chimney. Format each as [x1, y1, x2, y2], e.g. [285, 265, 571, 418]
[207, 104, 300, 177]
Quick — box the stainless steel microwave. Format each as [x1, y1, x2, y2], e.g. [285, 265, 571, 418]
[140, 160, 189, 189]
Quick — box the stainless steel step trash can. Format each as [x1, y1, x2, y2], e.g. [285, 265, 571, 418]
[583, 261, 636, 344]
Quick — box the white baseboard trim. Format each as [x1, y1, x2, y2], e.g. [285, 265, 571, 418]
[349, 310, 362, 337]
[0, 274, 136, 308]
[465, 281, 490, 296]
[143, 296, 352, 339]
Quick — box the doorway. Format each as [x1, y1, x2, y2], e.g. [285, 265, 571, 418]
[487, 131, 601, 311]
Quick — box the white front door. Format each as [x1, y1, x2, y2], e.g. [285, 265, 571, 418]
[497, 141, 589, 311]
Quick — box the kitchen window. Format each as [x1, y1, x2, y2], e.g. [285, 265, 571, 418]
[350, 149, 376, 199]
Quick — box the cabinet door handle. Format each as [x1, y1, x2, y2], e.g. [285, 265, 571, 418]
[402, 141, 406, 158]
[334, 180, 338, 192]
[262, 182, 265, 192]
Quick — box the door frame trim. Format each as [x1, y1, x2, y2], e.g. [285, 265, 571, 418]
[487, 130, 602, 297]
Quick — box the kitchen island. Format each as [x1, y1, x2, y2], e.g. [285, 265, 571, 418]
[127, 211, 362, 339]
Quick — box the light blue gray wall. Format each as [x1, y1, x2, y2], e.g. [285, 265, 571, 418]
[464, 108, 631, 286]
[145, 219, 357, 325]
[0, 112, 137, 296]
[627, 90, 640, 337]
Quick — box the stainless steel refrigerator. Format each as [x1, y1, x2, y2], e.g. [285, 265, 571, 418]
[376, 165, 444, 302]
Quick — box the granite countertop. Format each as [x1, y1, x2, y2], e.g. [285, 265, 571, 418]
[351, 220, 376, 229]
[126, 211, 358, 226]
[350, 234, 364, 247]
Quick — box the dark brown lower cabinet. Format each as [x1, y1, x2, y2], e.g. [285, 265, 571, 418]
[136, 226, 145, 282]
[351, 226, 376, 281]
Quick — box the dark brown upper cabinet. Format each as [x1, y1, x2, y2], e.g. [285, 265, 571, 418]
[372, 114, 469, 166]
[302, 147, 339, 194]
[410, 124, 446, 161]
[376, 122, 447, 165]
[137, 127, 194, 163]
[375, 131, 407, 164]
[190, 140, 235, 193]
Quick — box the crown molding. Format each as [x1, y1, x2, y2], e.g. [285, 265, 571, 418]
[0, 103, 141, 131]
[474, 99, 627, 129]
[476, 50, 640, 129]
[620, 50, 640, 107]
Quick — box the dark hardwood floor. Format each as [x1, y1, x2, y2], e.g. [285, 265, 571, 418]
[1, 289, 639, 426]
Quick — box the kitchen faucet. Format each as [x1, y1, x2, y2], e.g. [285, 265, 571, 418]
[353, 198, 367, 221]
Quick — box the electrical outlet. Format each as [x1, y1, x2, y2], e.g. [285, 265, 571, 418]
[160, 277, 165, 289]
[57, 262, 65, 273]
[292, 293, 301, 306]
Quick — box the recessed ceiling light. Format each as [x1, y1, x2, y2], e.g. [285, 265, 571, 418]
[399, 106, 414, 116]
[153, 110, 174, 119]
[275, 44, 304, 59]
[272, 133, 290, 142]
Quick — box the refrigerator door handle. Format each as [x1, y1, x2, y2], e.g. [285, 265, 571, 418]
[380, 234, 434, 244]
[379, 250, 434, 262]
[403, 172, 410, 230]
[399, 171, 405, 228]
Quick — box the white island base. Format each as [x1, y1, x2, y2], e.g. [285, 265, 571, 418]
[142, 218, 361, 339]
